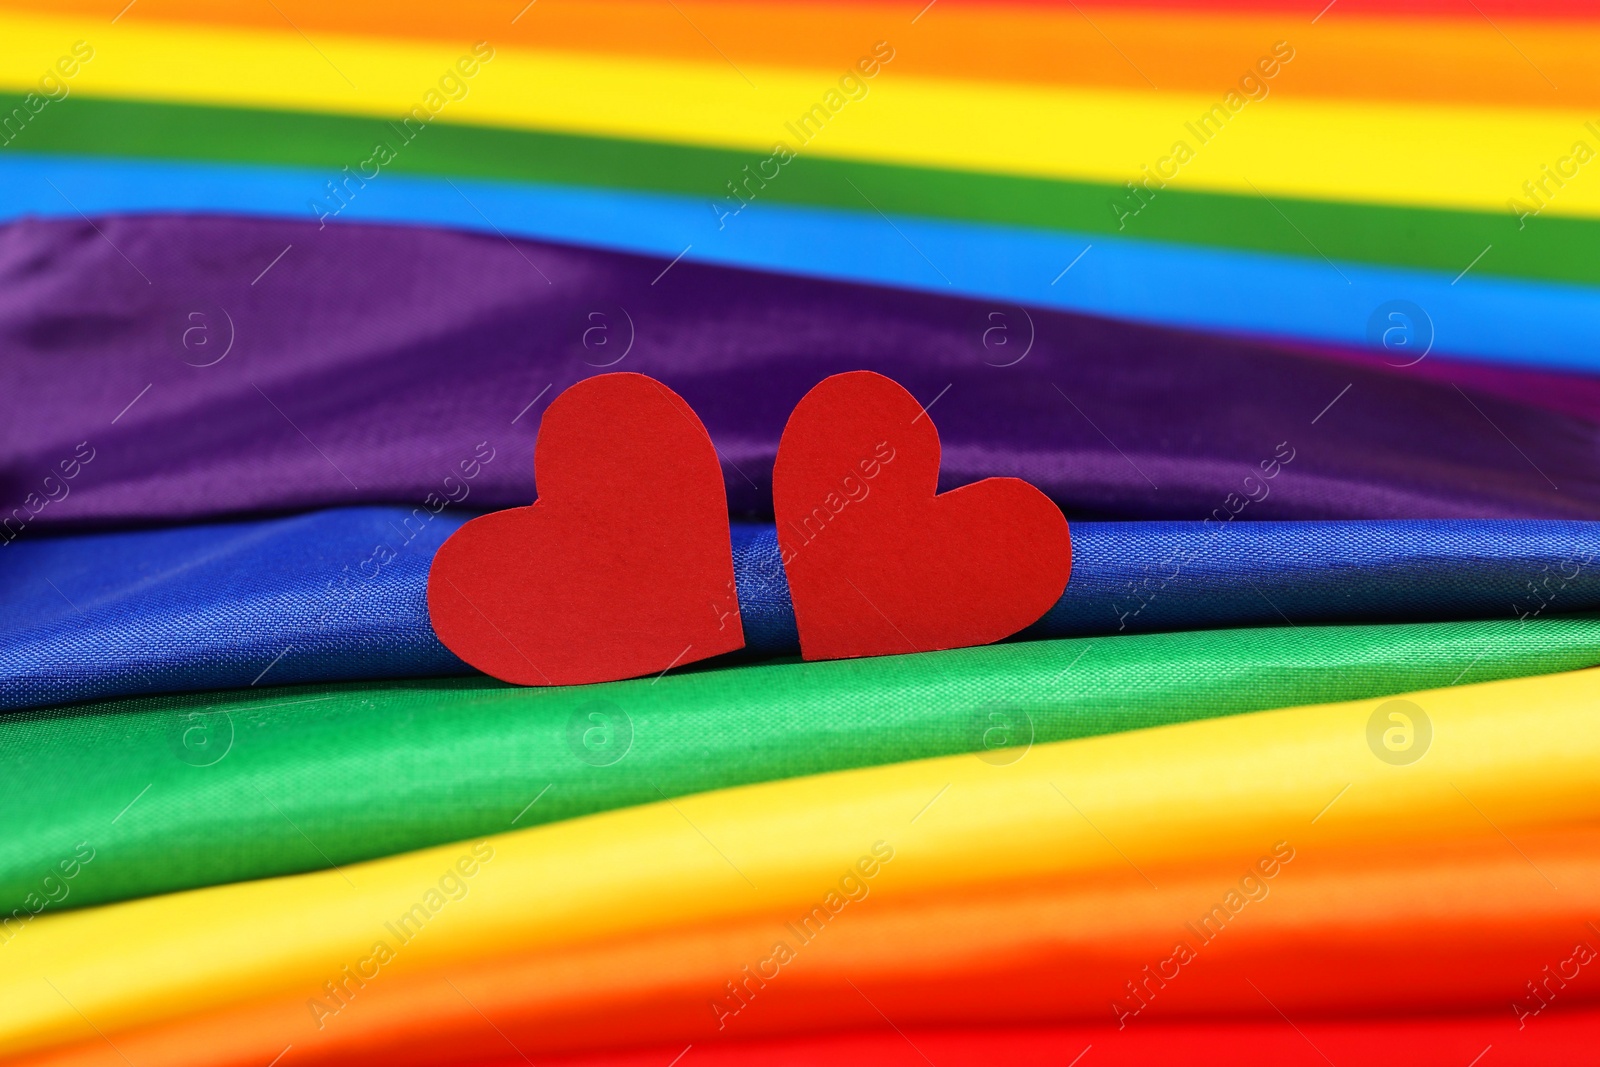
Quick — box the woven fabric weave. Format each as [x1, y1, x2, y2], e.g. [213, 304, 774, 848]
[4, 509, 1596, 711]
[4, 215, 1598, 533]
[15, 826, 1600, 1067]
[3, 614, 1596, 916]
[3, 665, 1597, 1059]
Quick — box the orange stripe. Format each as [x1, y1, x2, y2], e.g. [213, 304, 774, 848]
[7, 0, 1598, 107]
[21, 825, 1600, 1067]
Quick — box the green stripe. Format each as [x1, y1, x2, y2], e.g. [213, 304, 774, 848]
[4, 92, 1596, 287]
[3, 613, 1596, 920]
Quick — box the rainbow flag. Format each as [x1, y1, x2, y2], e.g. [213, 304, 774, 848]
[2, 2, 1598, 1063]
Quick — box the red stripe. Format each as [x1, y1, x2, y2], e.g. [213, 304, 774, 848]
[516, 1010, 1600, 1067]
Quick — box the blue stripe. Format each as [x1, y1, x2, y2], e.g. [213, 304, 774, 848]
[3, 152, 1597, 373]
[4, 506, 1595, 712]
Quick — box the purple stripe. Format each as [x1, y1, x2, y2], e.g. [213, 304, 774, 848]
[2, 212, 1596, 531]
[1282, 339, 1600, 427]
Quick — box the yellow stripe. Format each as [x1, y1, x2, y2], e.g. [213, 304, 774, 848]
[3, 666, 1598, 1056]
[3, 10, 1597, 218]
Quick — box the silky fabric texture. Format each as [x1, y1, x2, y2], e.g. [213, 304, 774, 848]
[1297, 339, 1600, 425]
[3, 216, 1598, 531]
[5, 615, 1598, 916]
[10, 158, 1600, 376]
[0, 508, 469, 710]
[6, 509, 1597, 710]
[2, 9, 1597, 221]
[5, 95, 1600, 298]
[4, 666, 1597, 1057]
[12, 0, 1600, 108]
[16, 827, 1599, 1067]
[408, 1012, 1600, 1067]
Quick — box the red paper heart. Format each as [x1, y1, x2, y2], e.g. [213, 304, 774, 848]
[773, 371, 1071, 661]
[427, 373, 744, 686]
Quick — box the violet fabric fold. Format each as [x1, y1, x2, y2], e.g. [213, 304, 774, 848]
[1, 213, 1597, 532]
[2, 507, 1595, 712]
